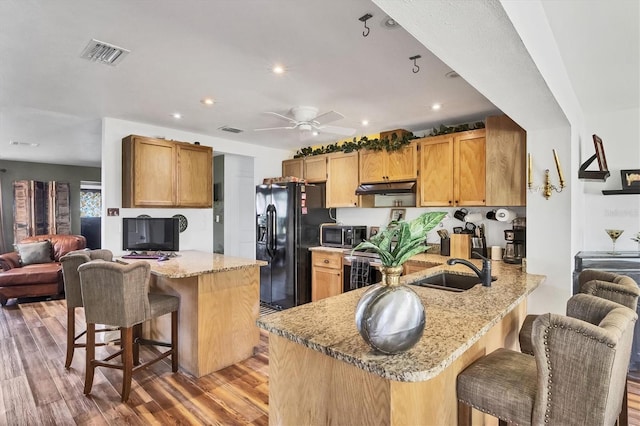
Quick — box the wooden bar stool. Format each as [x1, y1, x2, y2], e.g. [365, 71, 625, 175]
[60, 249, 117, 369]
[457, 294, 637, 426]
[78, 260, 179, 402]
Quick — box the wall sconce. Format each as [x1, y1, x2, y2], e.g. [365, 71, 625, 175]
[528, 150, 566, 199]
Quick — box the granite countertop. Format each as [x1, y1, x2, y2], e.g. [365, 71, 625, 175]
[258, 251, 544, 383]
[117, 250, 267, 278]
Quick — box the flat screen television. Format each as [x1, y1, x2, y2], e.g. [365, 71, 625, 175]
[122, 217, 179, 252]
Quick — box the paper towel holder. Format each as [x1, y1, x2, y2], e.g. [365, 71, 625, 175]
[527, 150, 566, 199]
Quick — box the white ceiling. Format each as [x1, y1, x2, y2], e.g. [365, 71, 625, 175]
[0, 1, 637, 168]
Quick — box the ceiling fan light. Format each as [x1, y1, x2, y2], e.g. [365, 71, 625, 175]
[362, 120, 369, 126]
[299, 123, 312, 131]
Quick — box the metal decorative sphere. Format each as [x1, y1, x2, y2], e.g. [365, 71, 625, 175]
[355, 282, 426, 354]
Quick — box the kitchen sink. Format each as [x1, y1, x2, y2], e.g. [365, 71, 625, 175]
[410, 272, 496, 292]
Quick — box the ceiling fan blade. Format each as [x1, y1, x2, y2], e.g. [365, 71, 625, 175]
[264, 111, 296, 124]
[317, 125, 356, 136]
[313, 110, 344, 125]
[253, 126, 297, 132]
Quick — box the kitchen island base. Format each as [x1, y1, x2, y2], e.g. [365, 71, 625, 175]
[268, 300, 526, 425]
[118, 251, 265, 378]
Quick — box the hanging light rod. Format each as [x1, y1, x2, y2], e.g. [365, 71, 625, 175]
[409, 55, 422, 73]
[359, 13, 373, 37]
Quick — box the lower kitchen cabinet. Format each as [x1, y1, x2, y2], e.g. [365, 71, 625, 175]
[311, 251, 343, 302]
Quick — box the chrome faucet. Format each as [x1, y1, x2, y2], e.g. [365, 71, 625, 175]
[447, 254, 493, 287]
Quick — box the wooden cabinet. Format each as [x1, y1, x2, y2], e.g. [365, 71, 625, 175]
[418, 130, 486, 207]
[281, 156, 327, 181]
[326, 152, 359, 207]
[304, 155, 328, 182]
[485, 115, 526, 206]
[176, 144, 214, 207]
[282, 158, 304, 179]
[359, 144, 417, 184]
[403, 260, 441, 276]
[311, 251, 343, 302]
[122, 135, 213, 208]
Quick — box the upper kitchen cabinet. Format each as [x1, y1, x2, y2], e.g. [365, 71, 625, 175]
[418, 130, 486, 207]
[282, 158, 304, 179]
[304, 155, 328, 182]
[359, 143, 417, 184]
[485, 115, 526, 206]
[122, 135, 213, 208]
[281, 156, 327, 181]
[326, 152, 359, 207]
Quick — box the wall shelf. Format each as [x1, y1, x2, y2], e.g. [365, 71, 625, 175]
[602, 188, 640, 195]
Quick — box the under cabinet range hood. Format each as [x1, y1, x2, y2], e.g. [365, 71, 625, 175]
[355, 181, 416, 195]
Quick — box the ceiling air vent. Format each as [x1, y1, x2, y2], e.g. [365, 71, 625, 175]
[80, 39, 130, 66]
[218, 126, 244, 134]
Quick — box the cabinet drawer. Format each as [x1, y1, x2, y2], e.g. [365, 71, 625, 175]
[312, 251, 342, 270]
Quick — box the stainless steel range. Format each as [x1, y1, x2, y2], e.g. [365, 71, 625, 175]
[342, 249, 383, 291]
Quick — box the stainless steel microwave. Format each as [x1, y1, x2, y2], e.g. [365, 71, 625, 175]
[320, 225, 367, 249]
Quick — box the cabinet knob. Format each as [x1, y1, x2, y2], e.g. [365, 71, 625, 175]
[323, 259, 329, 264]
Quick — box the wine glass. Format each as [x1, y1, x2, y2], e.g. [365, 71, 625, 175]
[605, 229, 624, 255]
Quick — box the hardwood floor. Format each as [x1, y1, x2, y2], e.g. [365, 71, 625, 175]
[2, 297, 640, 425]
[0, 298, 268, 425]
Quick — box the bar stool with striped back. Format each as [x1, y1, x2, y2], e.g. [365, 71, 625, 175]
[78, 260, 179, 402]
[60, 249, 116, 369]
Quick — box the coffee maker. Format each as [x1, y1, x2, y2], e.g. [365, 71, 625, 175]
[503, 217, 526, 264]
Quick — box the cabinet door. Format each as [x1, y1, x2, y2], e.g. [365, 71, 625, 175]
[455, 131, 486, 206]
[327, 152, 359, 207]
[304, 156, 328, 182]
[312, 266, 343, 301]
[485, 115, 526, 206]
[418, 137, 454, 207]
[387, 144, 417, 181]
[177, 144, 213, 207]
[282, 158, 304, 179]
[129, 137, 176, 207]
[359, 149, 386, 183]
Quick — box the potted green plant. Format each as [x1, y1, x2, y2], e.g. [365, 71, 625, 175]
[352, 211, 447, 285]
[353, 211, 447, 355]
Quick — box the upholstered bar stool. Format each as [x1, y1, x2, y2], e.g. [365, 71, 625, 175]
[517, 270, 640, 426]
[60, 249, 116, 369]
[78, 260, 179, 402]
[457, 294, 637, 426]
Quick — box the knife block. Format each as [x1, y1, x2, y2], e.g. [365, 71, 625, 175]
[450, 234, 471, 259]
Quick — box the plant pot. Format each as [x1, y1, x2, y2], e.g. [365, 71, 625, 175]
[355, 265, 426, 354]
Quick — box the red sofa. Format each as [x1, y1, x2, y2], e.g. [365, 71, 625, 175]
[0, 234, 86, 306]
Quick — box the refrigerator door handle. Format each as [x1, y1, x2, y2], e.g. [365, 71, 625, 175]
[266, 204, 277, 256]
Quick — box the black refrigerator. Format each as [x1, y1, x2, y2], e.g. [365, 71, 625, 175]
[256, 182, 334, 310]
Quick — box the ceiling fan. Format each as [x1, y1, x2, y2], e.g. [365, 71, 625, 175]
[254, 106, 356, 136]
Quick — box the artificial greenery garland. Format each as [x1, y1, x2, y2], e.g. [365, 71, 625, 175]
[293, 121, 485, 158]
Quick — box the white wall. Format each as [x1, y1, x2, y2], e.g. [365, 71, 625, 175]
[337, 206, 525, 249]
[581, 107, 640, 252]
[223, 154, 255, 258]
[101, 118, 290, 256]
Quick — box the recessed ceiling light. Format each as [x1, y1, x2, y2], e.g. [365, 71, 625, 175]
[171, 113, 182, 119]
[383, 16, 400, 29]
[445, 71, 460, 78]
[272, 65, 285, 74]
[431, 103, 442, 111]
[362, 120, 369, 126]
[312, 131, 319, 136]
[200, 98, 215, 106]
